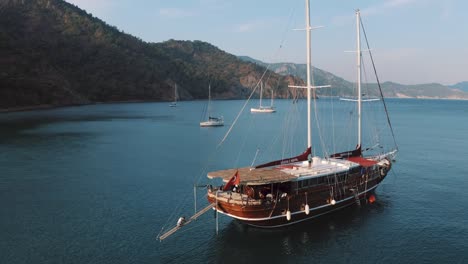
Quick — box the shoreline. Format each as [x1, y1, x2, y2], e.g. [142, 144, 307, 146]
[0, 100, 162, 114]
[0, 104, 60, 113]
[1, 97, 468, 114]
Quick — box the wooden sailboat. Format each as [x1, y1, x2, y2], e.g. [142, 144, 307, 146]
[158, 4, 398, 241]
[200, 84, 224, 127]
[169, 84, 178, 107]
[250, 82, 276, 113]
[204, 6, 397, 228]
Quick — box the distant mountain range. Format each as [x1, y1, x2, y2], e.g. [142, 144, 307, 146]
[1, 0, 467, 111]
[239, 56, 468, 100]
[450, 82, 468, 93]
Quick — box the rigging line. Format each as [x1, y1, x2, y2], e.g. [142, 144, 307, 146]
[291, 98, 305, 155]
[234, 109, 256, 167]
[158, 187, 193, 230]
[282, 91, 305, 159]
[218, 77, 262, 146]
[268, 4, 298, 62]
[362, 58, 383, 150]
[360, 18, 398, 151]
[219, 4, 298, 148]
[313, 93, 329, 158]
[200, 98, 208, 121]
[158, 193, 193, 237]
[250, 148, 260, 168]
[361, 56, 375, 146]
[162, 144, 229, 235]
[330, 92, 336, 157]
[195, 87, 261, 186]
[278, 90, 299, 159]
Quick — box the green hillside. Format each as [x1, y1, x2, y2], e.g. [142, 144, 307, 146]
[1, 0, 466, 111]
[0, 0, 300, 110]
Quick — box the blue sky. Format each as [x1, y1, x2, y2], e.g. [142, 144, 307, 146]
[66, 0, 467, 85]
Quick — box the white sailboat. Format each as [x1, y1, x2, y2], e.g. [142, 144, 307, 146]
[200, 84, 224, 127]
[250, 82, 276, 113]
[169, 84, 178, 107]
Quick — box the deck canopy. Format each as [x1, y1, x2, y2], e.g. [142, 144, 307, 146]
[207, 167, 295, 185]
[208, 158, 359, 186]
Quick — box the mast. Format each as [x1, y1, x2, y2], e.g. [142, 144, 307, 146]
[259, 82, 263, 107]
[270, 90, 274, 107]
[288, 0, 328, 151]
[356, 9, 362, 149]
[305, 0, 312, 149]
[208, 83, 211, 116]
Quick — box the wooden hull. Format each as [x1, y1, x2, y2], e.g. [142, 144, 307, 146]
[207, 163, 389, 228]
[235, 185, 377, 228]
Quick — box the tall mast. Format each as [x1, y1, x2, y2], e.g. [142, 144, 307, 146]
[259, 82, 263, 107]
[270, 90, 274, 107]
[305, 0, 312, 149]
[208, 83, 211, 115]
[356, 9, 362, 149]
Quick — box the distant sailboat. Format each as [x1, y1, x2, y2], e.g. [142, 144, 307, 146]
[250, 82, 276, 113]
[169, 84, 178, 107]
[340, 97, 379, 102]
[200, 84, 224, 127]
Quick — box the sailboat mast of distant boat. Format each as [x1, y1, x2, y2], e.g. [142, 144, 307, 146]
[169, 84, 177, 107]
[250, 82, 276, 113]
[200, 83, 224, 127]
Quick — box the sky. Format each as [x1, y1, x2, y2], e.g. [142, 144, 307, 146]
[65, 0, 467, 85]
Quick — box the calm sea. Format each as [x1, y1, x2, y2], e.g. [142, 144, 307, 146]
[0, 99, 467, 263]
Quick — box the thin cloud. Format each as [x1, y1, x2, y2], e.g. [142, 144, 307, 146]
[440, 1, 453, 21]
[332, 0, 419, 25]
[159, 0, 230, 20]
[377, 47, 422, 61]
[234, 20, 269, 33]
[159, 8, 196, 19]
[361, 0, 418, 16]
[199, 0, 231, 9]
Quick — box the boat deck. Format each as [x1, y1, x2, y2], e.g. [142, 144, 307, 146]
[207, 157, 359, 185]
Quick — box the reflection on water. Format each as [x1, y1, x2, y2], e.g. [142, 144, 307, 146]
[157, 193, 394, 263]
[1, 100, 468, 264]
[0, 107, 173, 145]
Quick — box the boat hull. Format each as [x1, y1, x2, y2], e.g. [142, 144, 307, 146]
[207, 163, 389, 228]
[250, 108, 276, 113]
[236, 186, 376, 228]
[200, 120, 224, 127]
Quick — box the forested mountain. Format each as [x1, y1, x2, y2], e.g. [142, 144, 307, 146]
[1, 0, 466, 111]
[0, 0, 301, 110]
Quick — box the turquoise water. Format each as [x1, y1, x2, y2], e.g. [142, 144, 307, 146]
[0, 99, 467, 263]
